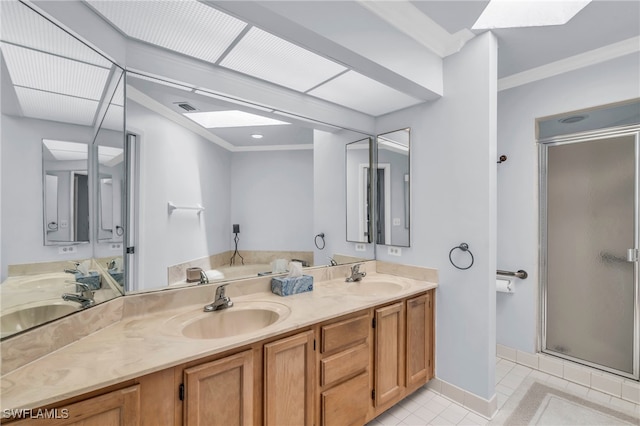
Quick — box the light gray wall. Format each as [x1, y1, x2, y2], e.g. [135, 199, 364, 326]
[496, 52, 640, 353]
[230, 150, 314, 252]
[314, 129, 375, 264]
[375, 32, 498, 400]
[1, 115, 95, 279]
[127, 101, 232, 290]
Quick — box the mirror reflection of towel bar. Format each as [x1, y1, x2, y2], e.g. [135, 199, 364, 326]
[167, 201, 204, 215]
[497, 269, 528, 279]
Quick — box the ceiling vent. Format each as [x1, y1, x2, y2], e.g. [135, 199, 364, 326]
[174, 102, 197, 112]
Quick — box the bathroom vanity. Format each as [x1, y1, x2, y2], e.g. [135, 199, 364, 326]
[1, 264, 436, 425]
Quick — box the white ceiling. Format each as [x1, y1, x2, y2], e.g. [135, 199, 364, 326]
[2, 0, 638, 147]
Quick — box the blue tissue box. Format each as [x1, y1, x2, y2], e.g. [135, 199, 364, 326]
[108, 269, 124, 286]
[74, 271, 102, 290]
[271, 275, 313, 296]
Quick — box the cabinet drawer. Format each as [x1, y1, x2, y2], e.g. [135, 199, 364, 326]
[321, 343, 369, 387]
[321, 372, 369, 426]
[321, 314, 369, 353]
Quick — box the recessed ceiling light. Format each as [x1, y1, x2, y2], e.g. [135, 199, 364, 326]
[473, 0, 591, 29]
[183, 110, 290, 128]
[251, 133, 264, 139]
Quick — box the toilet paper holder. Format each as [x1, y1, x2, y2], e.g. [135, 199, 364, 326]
[497, 269, 528, 279]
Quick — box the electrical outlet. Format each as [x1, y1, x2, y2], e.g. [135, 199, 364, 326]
[110, 243, 122, 251]
[58, 245, 77, 255]
[355, 243, 366, 252]
[388, 246, 402, 256]
[393, 218, 401, 226]
[59, 220, 68, 229]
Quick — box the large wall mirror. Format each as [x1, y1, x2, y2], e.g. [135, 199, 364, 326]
[125, 73, 375, 294]
[0, 1, 376, 338]
[376, 128, 411, 247]
[0, 1, 125, 339]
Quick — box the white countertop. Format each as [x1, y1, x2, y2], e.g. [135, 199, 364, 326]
[0, 272, 437, 410]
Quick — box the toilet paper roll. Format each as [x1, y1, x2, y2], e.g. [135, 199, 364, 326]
[496, 279, 513, 293]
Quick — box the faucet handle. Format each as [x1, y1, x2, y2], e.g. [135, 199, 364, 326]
[199, 269, 209, 284]
[351, 263, 361, 273]
[215, 284, 227, 298]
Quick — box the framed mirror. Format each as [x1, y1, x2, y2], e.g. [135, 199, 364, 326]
[376, 128, 410, 247]
[346, 138, 372, 243]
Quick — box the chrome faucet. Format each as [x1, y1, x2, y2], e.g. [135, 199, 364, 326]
[199, 269, 209, 285]
[62, 282, 95, 308]
[327, 257, 338, 267]
[346, 263, 366, 282]
[204, 284, 233, 312]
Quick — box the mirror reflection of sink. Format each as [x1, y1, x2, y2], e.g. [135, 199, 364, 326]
[0, 302, 79, 337]
[5, 273, 71, 290]
[174, 301, 291, 340]
[344, 279, 409, 296]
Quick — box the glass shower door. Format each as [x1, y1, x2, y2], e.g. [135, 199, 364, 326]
[543, 132, 639, 378]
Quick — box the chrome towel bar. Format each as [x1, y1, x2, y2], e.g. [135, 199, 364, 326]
[497, 269, 528, 279]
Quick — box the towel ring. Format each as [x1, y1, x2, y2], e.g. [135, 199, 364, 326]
[449, 243, 474, 270]
[314, 233, 326, 250]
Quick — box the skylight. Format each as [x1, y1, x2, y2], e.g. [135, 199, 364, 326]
[183, 110, 290, 128]
[472, 0, 591, 29]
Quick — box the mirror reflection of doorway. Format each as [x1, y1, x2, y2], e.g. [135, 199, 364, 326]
[363, 165, 391, 245]
[73, 173, 90, 242]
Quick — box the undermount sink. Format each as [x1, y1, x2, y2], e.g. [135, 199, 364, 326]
[1, 302, 79, 337]
[344, 279, 410, 296]
[174, 301, 291, 340]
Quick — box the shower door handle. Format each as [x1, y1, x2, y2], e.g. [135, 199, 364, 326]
[627, 248, 639, 262]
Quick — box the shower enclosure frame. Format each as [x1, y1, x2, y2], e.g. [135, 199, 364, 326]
[539, 124, 640, 380]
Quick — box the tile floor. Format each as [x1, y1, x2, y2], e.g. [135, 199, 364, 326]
[367, 358, 640, 426]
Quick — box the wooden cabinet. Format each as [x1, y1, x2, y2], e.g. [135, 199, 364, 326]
[317, 313, 371, 426]
[16, 289, 434, 426]
[373, 302, 405, 408]
[264, 331, 314, 426]
[406, 292, 433, 391]
[11, 386, 140, 426]
[183, 350, 254, 426]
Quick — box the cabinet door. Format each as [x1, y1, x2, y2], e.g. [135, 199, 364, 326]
[264, 331, 314, 426]
[183, 350, 253, 426]
[10, 385, 140, 426]
[406, 293, 432, 390]
[320, 372, 369, 426]
[374, 302, 404, 407]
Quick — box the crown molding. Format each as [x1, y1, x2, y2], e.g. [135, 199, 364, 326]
[498, 36, 640, 91]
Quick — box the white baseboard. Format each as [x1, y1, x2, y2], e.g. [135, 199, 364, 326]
[427, 377, 498, 419]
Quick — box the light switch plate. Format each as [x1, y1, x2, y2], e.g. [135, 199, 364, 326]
[355, 243, 366, 252]
[393, 218, 401, 226]
[110, 243, 123, 251]
[388, 246, 402, 256]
